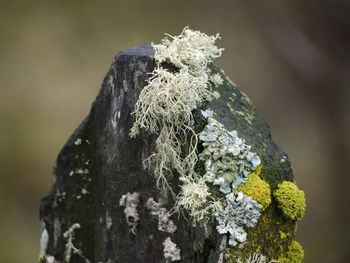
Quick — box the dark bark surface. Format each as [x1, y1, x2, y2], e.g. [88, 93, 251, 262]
[40, 45, 294, 263]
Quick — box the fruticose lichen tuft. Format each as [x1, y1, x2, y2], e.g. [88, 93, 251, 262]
[130, 27, 223, 195]
[153, 26, 223, 74]
[210, 73, 224, 87]
[175, 176, 223, 224]
[63, 223, 90, 263]
[216, 192, 262, 246]
[274, 181, 306, 220]
[237, 165, 271, 211]
[279, 240, 304, 263]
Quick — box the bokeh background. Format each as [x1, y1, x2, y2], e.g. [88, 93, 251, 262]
[1, 0, 349, 262]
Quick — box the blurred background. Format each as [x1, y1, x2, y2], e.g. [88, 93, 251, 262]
[0, 0, 349, 262]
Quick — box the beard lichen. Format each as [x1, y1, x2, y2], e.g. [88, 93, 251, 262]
[130, 27, 223, 195]
[175, 175, 223, 224]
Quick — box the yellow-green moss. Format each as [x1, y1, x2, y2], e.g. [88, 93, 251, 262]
[279, 240, 304, 263]
[225, 205, 295, 263]
[279, 231, 287, 239]
[237, 165, 271, 211]
[274, 181, 306, 220]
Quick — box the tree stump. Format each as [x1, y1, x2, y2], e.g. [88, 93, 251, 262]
[40, 29, 305, 263]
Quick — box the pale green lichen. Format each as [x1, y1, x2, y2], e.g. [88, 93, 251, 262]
[130, 27, 223, 195]
[175, 176, 223, 224]
[216, 192, 262, 246]
[237, 165, 271, 211]
[153, 26, 223, 75]
[279, 240, 304, 263]
[176, 116, 263, 233]
[210, 73, 224, 87]
[274, 181, 306, 220]
[198, 117, 261, 193]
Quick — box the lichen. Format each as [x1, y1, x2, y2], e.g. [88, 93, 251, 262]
[127, 27, 304, 261]
[153, 26, 223, 74]
[278, 240, 304, 263]
[225, 204, 295, 262]
[39, 222, 49, 256]
[236, 252, 267, 263]
[237, 165, 271, 211]
[63, 223, 90, 263]
[216, 192, 262, 246]
[119, 192, 141, 233]
[130, 27, 223, 195]
[201, 109, 215, 118]
[198, 117, 261, 193]
[74, 138, 82, 145]
[175, 176, 223, 224]
[146, 197, 177, 233]
[274, 182, 306, 220]
[210, 73, 224, 87]
[163, 237, 181, 262]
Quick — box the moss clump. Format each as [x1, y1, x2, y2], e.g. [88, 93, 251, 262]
[274, 181, 306, 220]
[225, 205, 294, 262]
[279, 231, 287, 239]
[279, 240, 304, 263]
[237, 165, 271, 211]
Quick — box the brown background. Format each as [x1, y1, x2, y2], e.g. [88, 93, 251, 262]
[0, 0, 349, 262]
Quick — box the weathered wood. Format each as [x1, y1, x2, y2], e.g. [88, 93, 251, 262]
[40, 44, 301, 263]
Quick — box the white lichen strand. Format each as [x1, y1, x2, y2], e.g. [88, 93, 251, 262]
[198, 117, 261, 193]
[236, 252, 270, 263]
[175, 176, 223, 224]
[153, 26, 224, 75]
[39, 222, 49, 255]
[215, 192, 261, 246]
[163, 237, 181, 262]
[63, 223, 90, 263]
[145, 197, 177, 233]
[210, 73, 224, 87]
[119, 192, 141, 234]
[130, 27, 223, 195]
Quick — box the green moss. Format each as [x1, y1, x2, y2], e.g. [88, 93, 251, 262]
[260, 155, 285, 190]
[279, 240, 304, 263]
[279, 231, 287, 239]
[237, 165, 271, 211]
[274, 181, 306, 220]
[225, 205, 295, 263]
